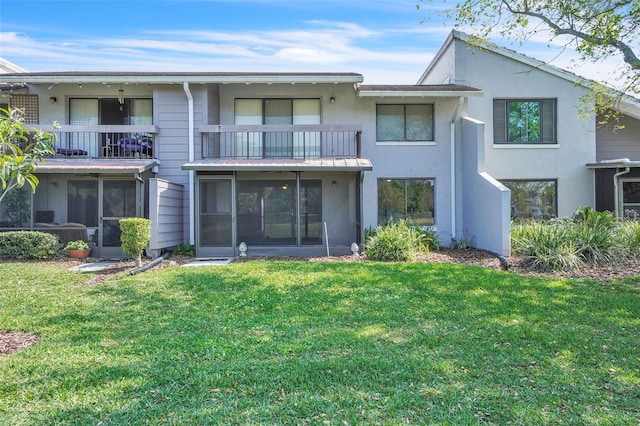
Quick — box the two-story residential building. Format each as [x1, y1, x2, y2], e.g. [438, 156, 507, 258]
[1, 31, 637, 259]
[420, 31, 640, 226]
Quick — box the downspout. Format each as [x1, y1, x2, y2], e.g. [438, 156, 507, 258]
[183, 82, 195, 245]
[613, 166, 631, 218]
[450, 96, 465, 243]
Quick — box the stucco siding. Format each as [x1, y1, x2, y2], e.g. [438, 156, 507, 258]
[436, 38, 596, 218]
[359, 97, 461, 245]
[460, 117, 510, 256]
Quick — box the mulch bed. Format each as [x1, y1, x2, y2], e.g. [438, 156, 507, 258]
[3, 249, 639, 356]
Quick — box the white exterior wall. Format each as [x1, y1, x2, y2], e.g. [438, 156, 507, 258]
[359, 96, 460, 245]
[423, 38, 597, 218]
[460, 117, 511, 256]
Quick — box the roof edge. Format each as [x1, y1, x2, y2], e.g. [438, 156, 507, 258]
[0, 72, 364, 85]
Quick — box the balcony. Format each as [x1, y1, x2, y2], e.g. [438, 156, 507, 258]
[38, 124, 158, 159]
[200, 124, 362, 159]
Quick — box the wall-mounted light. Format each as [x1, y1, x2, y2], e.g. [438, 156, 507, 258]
[49, 97, 57, 103]
[78, 83, 82, 88]
[281, 183, 289, 190]
[48, 84, 53, 90]
[331, 180, 337, 187]
[330, 96, 336, 104]
[118, 88, 125, 105]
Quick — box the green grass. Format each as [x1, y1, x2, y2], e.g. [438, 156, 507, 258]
[1, 261, 640, 424]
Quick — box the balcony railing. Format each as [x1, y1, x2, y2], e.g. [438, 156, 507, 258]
[38, 125, 158, 159]
[200, 124, 362, 159]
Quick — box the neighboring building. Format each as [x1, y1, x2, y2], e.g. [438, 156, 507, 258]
[420, 31, 640, 223]
[0, 32, 637, 259]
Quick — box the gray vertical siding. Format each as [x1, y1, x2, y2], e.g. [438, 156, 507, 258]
[596, 114, 640, 162]
[148, 178, 184, 253]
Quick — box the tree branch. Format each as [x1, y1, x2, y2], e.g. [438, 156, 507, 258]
[501, 0, 640, 69]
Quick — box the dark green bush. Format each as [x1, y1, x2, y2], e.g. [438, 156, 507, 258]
[0, 231, 60, 259]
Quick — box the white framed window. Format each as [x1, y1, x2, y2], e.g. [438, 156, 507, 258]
[501, 179, 557, 219]
[494, 99, 556, 144]
[376, 104, 434, 142]
[378, 178, 435, 226]
[234, 98, 321, 158]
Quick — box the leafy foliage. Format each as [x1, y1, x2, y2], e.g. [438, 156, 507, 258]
[119, 217, 151, 267]
[0, 231, 60, 259]
[365, 220, 436, 261]
[0, 108, 56, 204]
[64, 240, 90, 250]
[512, 206, 636, 270]
[419, 0, 640, 112]
[173, 243, 196, 256]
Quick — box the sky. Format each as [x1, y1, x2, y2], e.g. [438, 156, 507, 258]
[0, 0, 629, 85]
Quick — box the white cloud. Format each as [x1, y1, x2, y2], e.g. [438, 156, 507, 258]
[0, 20, 438, 83]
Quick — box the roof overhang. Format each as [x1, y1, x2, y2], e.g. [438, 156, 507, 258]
[35, 159, 158, 174]
[586, 159, 640, 169]
[182, 158, 373, 172]
[0, 72, 363, 86]
[357, 84, 482, 98]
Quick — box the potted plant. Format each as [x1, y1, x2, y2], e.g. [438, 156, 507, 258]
[65, 240, 91, 259]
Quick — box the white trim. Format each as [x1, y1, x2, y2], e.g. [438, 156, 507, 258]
[376, 141, 436, 146]
[358, 90, 482, 98]
[493, 144, 560, 149]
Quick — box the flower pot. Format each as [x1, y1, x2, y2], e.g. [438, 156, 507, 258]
[67, 248, 91, 259]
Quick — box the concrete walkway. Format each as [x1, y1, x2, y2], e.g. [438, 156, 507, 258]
[68, 261, 120, 272]
[181, 258, 233, 267]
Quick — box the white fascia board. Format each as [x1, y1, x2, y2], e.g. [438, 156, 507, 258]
[0, 74, 364, 85]
[358, 90, 483, 98]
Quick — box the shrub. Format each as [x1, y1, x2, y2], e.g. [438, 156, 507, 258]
[119, 218, 151, 267]
[512, 207, 633, 271]
[619, 220, 640, 254]
[366, 221, 417, 262]
[413, 226, 441, 251]
[65, 240, 90, 250]
[0, 231, 60, 260]
[511, 220, 584, 271]
[173, 243, 195, 256]
[451, 237, 473, 250]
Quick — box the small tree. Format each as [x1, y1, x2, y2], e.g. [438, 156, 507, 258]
[119, 218, 151, 267]
[0, 107, 56, 205]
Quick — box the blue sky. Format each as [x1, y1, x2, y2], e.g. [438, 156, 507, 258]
[0, 0, 625, 84]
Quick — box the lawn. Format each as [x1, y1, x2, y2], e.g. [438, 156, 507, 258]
[1, 260, 639, 425]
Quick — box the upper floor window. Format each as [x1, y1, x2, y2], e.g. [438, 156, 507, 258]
[376, 104, 434, 142]
[69, 98, 153, 125]
[494, 99, 556, 144]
